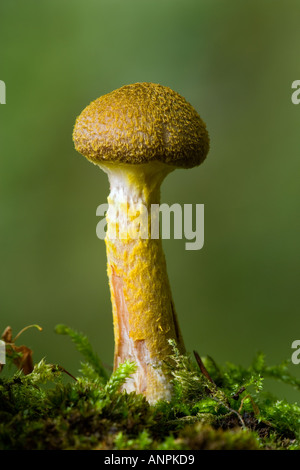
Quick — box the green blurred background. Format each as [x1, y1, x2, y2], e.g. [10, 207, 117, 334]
[1, 0, 300, 401]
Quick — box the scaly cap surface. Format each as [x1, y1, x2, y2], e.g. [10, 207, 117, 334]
[73, 82, 209, 169]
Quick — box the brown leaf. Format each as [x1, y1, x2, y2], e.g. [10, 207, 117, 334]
[1, 326, 12, 343]
[1, 324, 41, 375]
[10, 345, 34, 375]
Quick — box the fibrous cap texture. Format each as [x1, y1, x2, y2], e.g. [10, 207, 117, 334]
[73, 82, 209, 169]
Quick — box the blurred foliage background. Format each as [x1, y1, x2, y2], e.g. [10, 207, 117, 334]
[1, 0, 300, 401]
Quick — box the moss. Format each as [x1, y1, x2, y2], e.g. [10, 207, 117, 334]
[0, 324, 299, 450]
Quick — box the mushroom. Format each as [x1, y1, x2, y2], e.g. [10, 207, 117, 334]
[73, 82, 209, 403]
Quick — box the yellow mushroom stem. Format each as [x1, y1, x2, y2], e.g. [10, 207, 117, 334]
[100, 162, 185, 403]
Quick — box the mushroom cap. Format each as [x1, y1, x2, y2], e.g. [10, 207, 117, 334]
[73, 82, 209, 169]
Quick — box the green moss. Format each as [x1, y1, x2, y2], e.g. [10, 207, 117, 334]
[0, 324, 299, 450]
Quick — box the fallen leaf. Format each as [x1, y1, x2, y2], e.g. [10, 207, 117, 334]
[1, 324, 42, 375]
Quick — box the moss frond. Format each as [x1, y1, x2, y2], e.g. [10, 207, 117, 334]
[55, 324, 108, 383]
[104, 361, 136, 396]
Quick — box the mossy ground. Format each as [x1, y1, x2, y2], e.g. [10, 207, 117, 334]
[0, 324, 300, 450]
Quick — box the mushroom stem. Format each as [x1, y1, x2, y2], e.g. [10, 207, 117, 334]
[100, 162, 185, 403]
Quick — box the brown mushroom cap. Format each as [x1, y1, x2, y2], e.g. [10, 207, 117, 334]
[73, 82, 209, 169]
